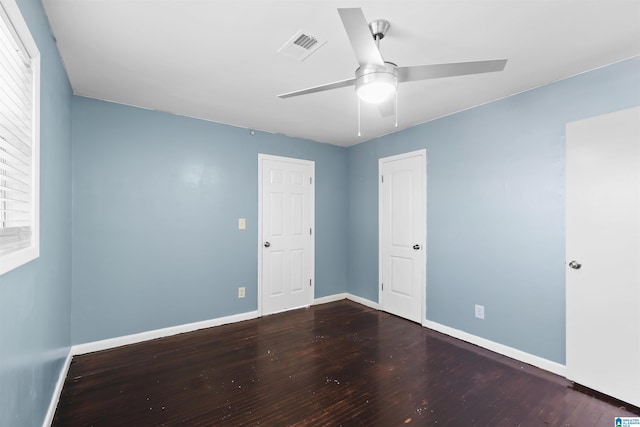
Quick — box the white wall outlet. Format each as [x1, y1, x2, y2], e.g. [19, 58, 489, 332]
[238, 218, 246, 230]
[475, 304, 485, 319]
[238, 287, 245, 298]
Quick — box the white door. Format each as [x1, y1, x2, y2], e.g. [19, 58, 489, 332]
[379, 150, 426, 324]
[566, 106, 640, 407]
[259, 154, 315, 316]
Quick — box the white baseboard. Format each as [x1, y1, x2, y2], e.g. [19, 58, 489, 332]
[314, 293, 347, 305]
[42, 350, 73, 427]
[346, 293, 380, 310]
[314, 293, 380, 310]
[340, 295, 564, 378]
[423, 319, 566, 377]
[72, 295, 378, 356]
[72, 295, 367, 357]
[72, 310, 259, 355]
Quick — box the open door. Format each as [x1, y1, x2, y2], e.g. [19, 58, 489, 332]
[566, 107, 640, 407]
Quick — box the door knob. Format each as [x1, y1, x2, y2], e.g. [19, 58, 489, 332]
[568, 260, 581, 269]
[264, 241, 271, 248]
[413, 244, 421, 250]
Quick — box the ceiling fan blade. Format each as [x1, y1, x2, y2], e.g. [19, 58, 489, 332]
[377, 98, 395, 117]
[277, 77, 356, 99]
[338, 8, 385, 67]
[397, 59, 507, 83]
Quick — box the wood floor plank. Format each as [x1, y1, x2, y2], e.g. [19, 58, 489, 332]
[53, 301, 639, 426]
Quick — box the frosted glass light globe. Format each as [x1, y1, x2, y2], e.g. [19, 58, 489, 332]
[355, 64, 398, 104]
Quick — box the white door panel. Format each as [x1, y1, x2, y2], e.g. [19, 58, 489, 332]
[259, 155, 314, 315]
[566, 106, 640, 407]
[380, 150, 426, 324]
[391, 256, 413, 295]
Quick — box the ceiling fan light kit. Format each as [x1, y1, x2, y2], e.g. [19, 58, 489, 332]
[355, 62, 398, 104]
[278, 7, 507, 137]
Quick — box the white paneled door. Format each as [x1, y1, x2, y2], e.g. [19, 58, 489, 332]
[379, 150, 426, 324]
[566, 106, 640, 407]
[259, 155, 314, 316]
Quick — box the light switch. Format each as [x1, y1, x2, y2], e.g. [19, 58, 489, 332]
[238, 218, 246, 230]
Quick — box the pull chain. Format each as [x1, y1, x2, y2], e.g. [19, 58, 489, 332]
[358, 97, 361, 137]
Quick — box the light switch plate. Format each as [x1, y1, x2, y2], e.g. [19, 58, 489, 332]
[238, 218, 246, 230]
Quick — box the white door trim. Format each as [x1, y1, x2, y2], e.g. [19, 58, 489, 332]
[258, 154, 315, 317]
[378, 149, 427, 323]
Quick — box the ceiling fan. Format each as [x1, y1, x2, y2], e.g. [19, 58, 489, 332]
[278, 7, 507, 121]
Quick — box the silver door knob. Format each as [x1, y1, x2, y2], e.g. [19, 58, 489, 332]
[568, 260, 581, 269]
[413, 244, 421, 250]
[264, 241, 271, 248]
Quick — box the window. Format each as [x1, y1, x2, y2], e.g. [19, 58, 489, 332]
[0, 0, 39, 276]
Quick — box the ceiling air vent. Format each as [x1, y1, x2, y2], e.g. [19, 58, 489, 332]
[294, 34, 318, 49]
[278, 30, 327, 62]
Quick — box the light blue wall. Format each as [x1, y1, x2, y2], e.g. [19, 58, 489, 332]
[71, 97, 348, 344]
[0, 0, 72, 426]
[346, 57, 640, 364]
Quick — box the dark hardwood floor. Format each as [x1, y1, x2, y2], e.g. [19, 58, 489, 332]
[53, 300, 638, 426]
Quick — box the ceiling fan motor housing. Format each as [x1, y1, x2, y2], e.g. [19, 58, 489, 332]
[355, 62, 398, 103]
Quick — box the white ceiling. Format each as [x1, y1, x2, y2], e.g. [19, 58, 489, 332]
[42, 0, 640, 147]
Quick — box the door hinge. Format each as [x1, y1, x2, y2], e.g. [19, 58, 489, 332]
[310, 228, 312, 235]
[381, 283, 384, 290]
[381, 175, 384, 183]
[309, 279, 312, 287]
[310, 177, 313, 184]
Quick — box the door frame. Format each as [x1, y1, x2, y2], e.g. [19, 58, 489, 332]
[378, 149, 427, 324]
[257, 153, 315, 317]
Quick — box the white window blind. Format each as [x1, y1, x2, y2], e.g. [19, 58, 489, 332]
[0, 0, 39, 273]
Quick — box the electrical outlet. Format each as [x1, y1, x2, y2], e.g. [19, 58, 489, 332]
[238, 287, 245, 298]
[475, 304, 485, 320]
